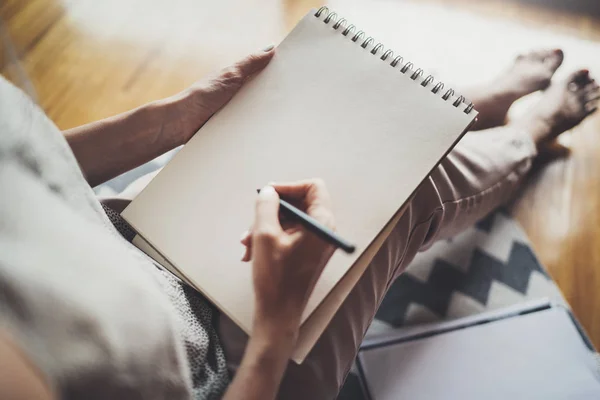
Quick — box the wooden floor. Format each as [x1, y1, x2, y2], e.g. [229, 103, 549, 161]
[2, 0, 600, 348]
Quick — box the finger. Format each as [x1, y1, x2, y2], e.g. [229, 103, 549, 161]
[271, 180, 313, 199]
[272, 179, 332, 208]
[254, 185, 283, 235]
[240, 230, 252, 246]
[233, 46, 275, 79]
[240, 230, 253, 261]
[273, 179, 335, 229]
[280, 218, 301, 233]
[246, 199, 297, 233]
[241, 245, 252, 262]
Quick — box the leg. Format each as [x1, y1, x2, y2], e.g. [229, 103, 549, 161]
[220, 127, 536, 399]
[219, 71, 598, 399]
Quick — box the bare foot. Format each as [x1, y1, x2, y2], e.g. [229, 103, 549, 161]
[466, 49, 564, 130]
[513, 69, 599, 150]
[496, 49, 564, 95]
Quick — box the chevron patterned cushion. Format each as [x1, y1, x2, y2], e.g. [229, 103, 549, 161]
[367, 209, 566, 338]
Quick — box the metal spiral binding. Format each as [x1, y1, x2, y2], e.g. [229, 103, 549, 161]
[342, 25, 356, 36]
[371, 43, 384, 55]
[333, 18, 347, 30]
[442, 89, 454, 100]
[421, 75, 434, 87]
[352, 31, 365, 42]
[314, 6, 474, 114]
[400, 62, 413, 74]
[411, 68, 424, 80]
[361, 37, 374, 49]
[380, 49, 393, 61]
[390, 56, 403, 67]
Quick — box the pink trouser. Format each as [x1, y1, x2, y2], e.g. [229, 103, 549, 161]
[218, 126, 538, 399]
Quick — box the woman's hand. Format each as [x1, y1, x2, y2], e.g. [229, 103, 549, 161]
[242, 179, 336, 341]
[65, 47, 274, 186]
[224, 180, 335, 400]
[172, 46, 275, 145]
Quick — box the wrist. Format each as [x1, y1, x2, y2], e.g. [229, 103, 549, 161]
[150, 93, 193, 148]
[246, 328, 296, 369]
[253, 317, 299, 347]
[167, 88, 213, 145]
[253, 302, 304, 342]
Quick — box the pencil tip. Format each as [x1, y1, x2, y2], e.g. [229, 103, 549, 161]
[256, 188, 261, 194]
[345, 245, 356, 254]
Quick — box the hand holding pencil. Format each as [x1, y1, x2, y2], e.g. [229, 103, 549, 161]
[242, 179, 347, 340]
[240, 179, 355, 262]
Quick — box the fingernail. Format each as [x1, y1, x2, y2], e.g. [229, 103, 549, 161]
[262, 45, 275, 52]
[260, 185, 276, 195]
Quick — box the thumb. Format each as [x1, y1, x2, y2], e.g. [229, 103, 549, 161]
[234, 46, 275, 78]
[254, 186, 282, 234]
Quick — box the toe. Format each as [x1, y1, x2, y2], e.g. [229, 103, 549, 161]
[584, 77, 599, 114]
[586, 92, 600, 102]
[528, 49, 550, 63]
[543, 49, 564, 70]
[567, 69, 591, 91]
[585, 102, 597, 115]
[584, 81, 599, 94]
[530, 50, 546, 60]
[574, 69, 591, 84]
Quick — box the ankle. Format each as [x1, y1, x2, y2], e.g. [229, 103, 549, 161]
[514, 116, 554, 149]
[490, 75, 529, 103]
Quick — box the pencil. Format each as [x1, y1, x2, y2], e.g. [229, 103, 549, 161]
[256, 189, 356, 254]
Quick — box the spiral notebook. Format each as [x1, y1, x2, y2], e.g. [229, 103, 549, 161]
[122, 7, 478, 363]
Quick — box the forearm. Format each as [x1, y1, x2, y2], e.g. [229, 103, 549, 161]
[223, 331, 295, 400]
[64, 95, 187, 187]
[0, 331, 55, 400]
[64, 48, 275, 187]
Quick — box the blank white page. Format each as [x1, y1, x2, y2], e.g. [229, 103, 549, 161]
[122, 9, 476, 360]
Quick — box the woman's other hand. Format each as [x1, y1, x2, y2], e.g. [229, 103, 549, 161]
[173, 46, 275, 145]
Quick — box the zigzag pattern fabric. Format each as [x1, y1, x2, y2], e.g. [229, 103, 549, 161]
[367, 211, 566, 336]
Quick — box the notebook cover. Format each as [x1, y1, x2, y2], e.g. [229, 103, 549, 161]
[122, 9, 476, 362]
